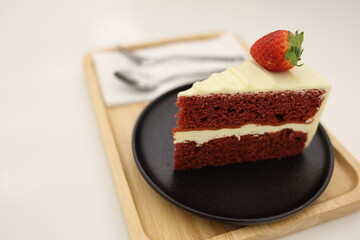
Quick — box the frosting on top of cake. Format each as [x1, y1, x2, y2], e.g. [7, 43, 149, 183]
[178, 60, 331, 97]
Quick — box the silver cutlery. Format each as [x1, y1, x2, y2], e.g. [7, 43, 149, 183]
[114, 69, 224, 91]
[117, 46, 245, 65]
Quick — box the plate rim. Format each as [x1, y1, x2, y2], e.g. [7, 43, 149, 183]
[132, 84, 334, 225]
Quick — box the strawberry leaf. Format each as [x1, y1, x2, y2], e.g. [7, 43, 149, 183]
[285, 31, 304, 67]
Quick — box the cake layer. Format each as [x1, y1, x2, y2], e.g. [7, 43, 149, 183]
[174, 122, 317, 147]
[174, 129, 307, 170]
[175, 89, 325, 130]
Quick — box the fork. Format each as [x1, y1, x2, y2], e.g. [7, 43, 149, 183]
[117, 46, 245, 65]
[114, 69, 225, 91]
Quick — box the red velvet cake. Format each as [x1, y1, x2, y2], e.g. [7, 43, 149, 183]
[172, 60, 331, 170]
[173, 30, 331, 170]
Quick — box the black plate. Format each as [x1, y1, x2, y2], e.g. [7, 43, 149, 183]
[132, 84, 334, 225]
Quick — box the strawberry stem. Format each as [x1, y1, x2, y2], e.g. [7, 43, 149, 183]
[285, 31, 304, 67]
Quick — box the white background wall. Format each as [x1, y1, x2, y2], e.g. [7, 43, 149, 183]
[1, 0, 360, 239]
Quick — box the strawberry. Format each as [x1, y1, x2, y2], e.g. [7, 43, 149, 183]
[250, 30, 304, 72]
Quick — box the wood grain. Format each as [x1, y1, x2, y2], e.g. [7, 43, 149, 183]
[83, 33, 360, 240]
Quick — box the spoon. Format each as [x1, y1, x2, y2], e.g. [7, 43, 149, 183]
[118, 46, 245, 65]
[114, 69, 225, 91]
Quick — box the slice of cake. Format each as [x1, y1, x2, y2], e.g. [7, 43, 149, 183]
[172, 30, 331, 170]
[173, 60, 330, 170]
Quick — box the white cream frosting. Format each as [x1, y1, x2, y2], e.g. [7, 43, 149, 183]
[175, 60, 331, 147]
[178, 60, 331, 97]
[174, 122, 316, 147]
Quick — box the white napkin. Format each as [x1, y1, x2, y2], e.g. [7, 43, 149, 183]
[92, 33, 248, 106]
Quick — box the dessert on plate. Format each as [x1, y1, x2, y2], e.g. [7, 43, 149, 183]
[173, 30, 331, 170]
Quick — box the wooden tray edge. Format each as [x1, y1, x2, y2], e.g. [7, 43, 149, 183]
[83, 53, 150, 240]
[97, 31, 249, 52]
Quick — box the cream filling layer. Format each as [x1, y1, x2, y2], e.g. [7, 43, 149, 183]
[174, 122, 319, 147]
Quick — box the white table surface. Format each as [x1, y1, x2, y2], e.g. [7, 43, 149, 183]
[1, 0, 360, 239]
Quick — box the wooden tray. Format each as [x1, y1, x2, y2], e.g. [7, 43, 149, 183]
[83, 34, 360, 240]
